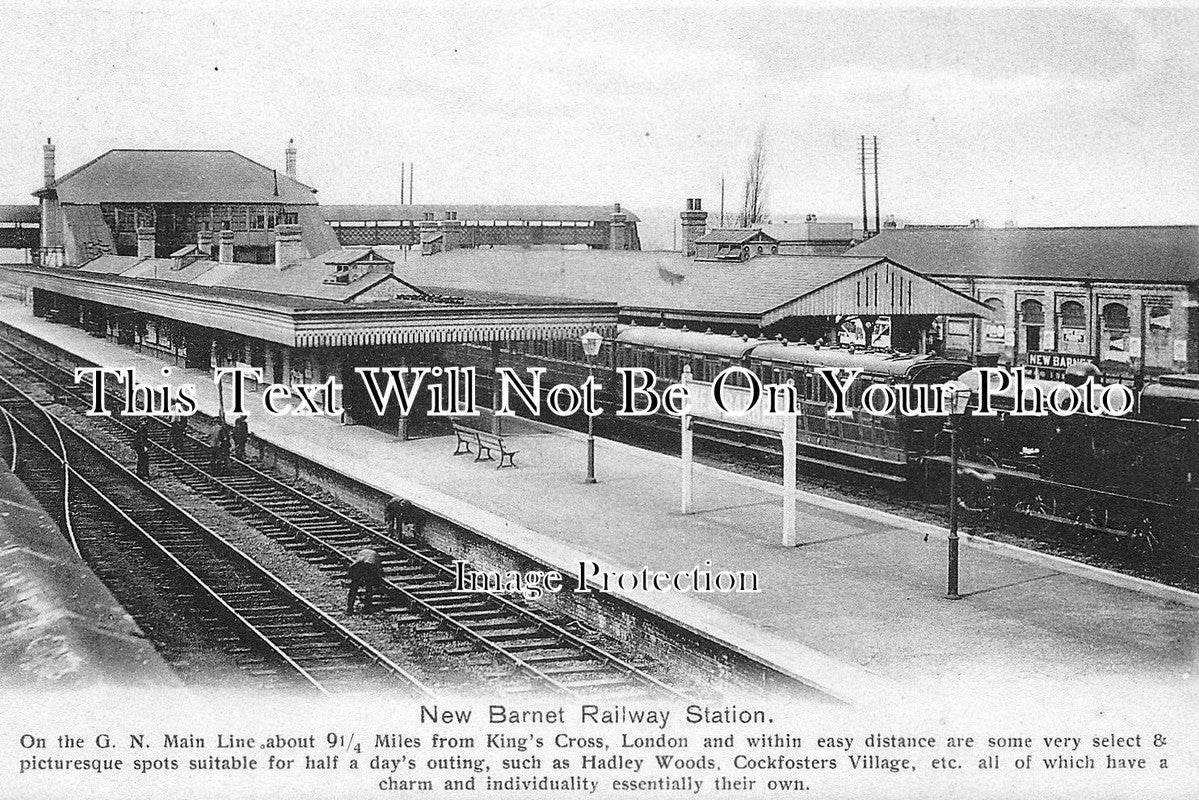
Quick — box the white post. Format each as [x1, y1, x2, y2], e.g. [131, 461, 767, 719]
[680, 366, 693, 514]
[781, 410, 797, 546]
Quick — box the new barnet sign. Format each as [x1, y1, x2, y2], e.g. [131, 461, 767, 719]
[1026, 350, 1097, 371]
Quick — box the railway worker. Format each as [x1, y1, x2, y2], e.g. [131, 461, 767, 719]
[384, 497, 407, 537]
[210, 422, 231, 473]
[132, 418, 151, 479]
[386, 498, 427, 542]
[346, 547, 384, 615]
[232, 415, 249, 461]
[169, 408, 188, 452]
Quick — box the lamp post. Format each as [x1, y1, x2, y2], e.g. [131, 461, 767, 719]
[944, 385, 973, 600]
[580, 331, 603, 484]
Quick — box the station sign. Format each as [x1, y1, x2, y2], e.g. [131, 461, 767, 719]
[1025, 350, 1098, 379]
[1026, 350, 1098, 370]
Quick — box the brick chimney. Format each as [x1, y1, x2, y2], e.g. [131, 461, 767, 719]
[43, 138, 56, 188]
[218, 229, 236, 263]
[274, 224, 305, 269]
[609, 203, 627, 251]
[196, 229, 213, 258]
[680, 198, 707, 257]
[136, 227, 156, 259]
[285, 138, 297, 179]
[438, 218, 462, 251]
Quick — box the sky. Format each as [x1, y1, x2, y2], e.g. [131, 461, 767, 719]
[3, 1, 1199, 241]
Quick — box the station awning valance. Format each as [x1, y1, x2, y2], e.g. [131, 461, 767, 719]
[0, 265, 618, 347]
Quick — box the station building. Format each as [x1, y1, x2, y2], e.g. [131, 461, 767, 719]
[32, 139, 340, 267]
[3, 143, 618, 438]
[847, 226, 1199, 378]
[323, 203, 642, 252]
[0, 143, 989, 442]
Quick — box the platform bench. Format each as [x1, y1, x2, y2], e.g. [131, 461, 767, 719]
[475, 430, 519, 469]
[451, 421, 478, 456]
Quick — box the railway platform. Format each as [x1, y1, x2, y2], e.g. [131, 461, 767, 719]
[0, 300, 1194, 707]
[0, 464, 180, 688]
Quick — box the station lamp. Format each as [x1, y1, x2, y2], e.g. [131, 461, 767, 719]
[944, 383, 974, 600]
[580, 332, 604, 484]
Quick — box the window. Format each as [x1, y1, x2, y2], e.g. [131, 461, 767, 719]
[1020, 299, 1044, 353]
[1144, 303, 1174, 369]
[756, 245, 764, 255]
[982, 298, 1006, 351]
[424, 212, 435, 221]
[445, 210, 458, 220]
[1058, 300, 1087, 354]
[1101, 302, 1130, 362]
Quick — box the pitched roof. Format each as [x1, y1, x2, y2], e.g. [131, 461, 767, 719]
[0, 205, 39, 224]
[37, 150, 319, 205]
[79, 254, 416, 304]
[695, 228, 776, 245]
[370, 247, 983, 320]
[322, 203, 640, 223]
[846, 226, 1199, 284]
[760, 222, 854, 242]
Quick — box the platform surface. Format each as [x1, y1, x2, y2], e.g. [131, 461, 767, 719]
[2, 301, 1195, 705]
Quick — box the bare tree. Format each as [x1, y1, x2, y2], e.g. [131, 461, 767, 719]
[739, 124, 769, 227]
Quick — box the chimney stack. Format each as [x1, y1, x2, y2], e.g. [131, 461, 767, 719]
[218, 229, 236, 263]
[43, 138, 56, 188]
[285, 139, 297, 179]
[680, 198, 708, 257]
[274, 224, 305, 269]
[196, 229, 213, 258]
[609, 202, 627, 251]
[438, 218, 462, 251]
[136, 227, 156, 259]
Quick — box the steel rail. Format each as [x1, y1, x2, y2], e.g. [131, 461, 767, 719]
[0, 328, 688, 701]
[0, 373, 434, 698]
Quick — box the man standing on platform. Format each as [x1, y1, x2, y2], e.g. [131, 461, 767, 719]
[232, 415, 249, 461]
[346, 547, 384, 614]
[132, 418, 151, 479]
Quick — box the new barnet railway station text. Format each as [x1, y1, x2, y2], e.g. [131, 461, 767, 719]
[73, 364, 1135, 420]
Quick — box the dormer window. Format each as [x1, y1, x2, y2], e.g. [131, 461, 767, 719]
[445, 210, 458, 220]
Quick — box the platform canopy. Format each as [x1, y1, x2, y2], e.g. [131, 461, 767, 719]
[379, 248, 992, 329]
[0, 264, 618, 348]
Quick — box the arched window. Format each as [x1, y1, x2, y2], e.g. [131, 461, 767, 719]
[1020, 299, 1044, 353]
[771, 245, 779, 255]
[756, 245, 764, 255]
[1058, 300, 1087, 354]
[982, 298, 1006, 352]
[1101, 302, 1130, 362]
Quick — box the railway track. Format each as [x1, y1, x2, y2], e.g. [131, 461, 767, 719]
[0, 371, 432, 697]
[0, 329, 689, 701]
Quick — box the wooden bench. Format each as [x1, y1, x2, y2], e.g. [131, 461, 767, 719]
[476, 430, 519, 469]
[451, 421, 478, 456]
[450, 422, 519, 468]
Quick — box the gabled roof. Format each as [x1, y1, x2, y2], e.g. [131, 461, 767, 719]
[36, 150, 319, 205]
[695, 228, 778, 245]
[324, 247, 394, 266]
[846, 226, 1199, 284]
[368, 247, 986, 322]
[322, 204, 640, 223]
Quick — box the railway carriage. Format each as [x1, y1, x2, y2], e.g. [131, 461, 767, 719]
[611, 325, 972, 481]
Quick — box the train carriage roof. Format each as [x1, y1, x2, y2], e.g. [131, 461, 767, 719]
[747, 341, 958, 377]
[615, 325, 762, 358]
